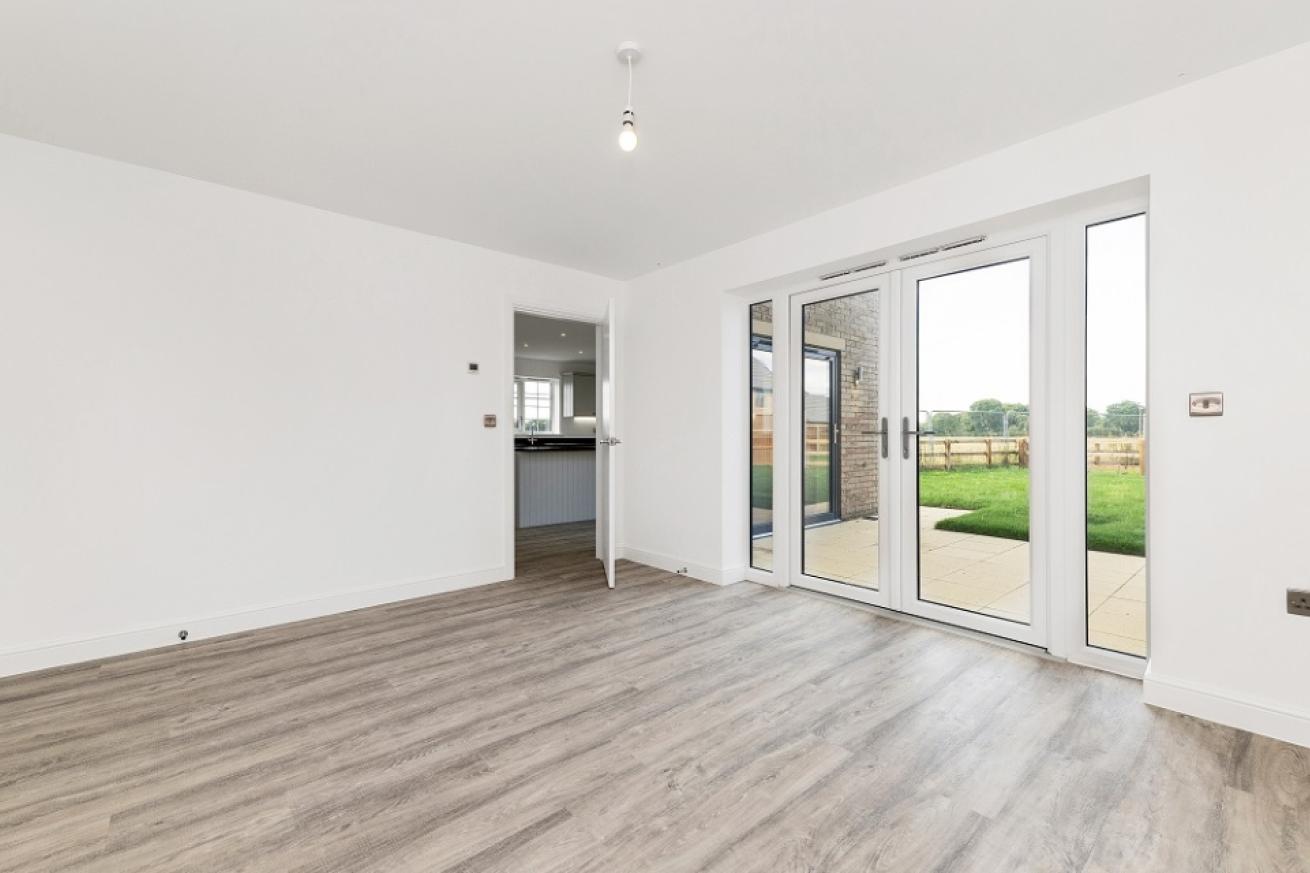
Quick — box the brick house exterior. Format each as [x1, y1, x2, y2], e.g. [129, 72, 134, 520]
[751, 292, 880, 521]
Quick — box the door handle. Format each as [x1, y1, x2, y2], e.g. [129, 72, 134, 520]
[901, 417, 934, 459]
[862, 418, 889, 458]
[599, 437, 622, 447]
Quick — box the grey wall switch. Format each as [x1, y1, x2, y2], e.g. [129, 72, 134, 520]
[1189, 392, 1223, 416]
[1289, 588, 1310, 617]
[483, 414, 497, 428]
[468, 362, 480, 373]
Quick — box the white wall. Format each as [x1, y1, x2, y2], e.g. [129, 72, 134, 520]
[0, 133, 621, 675]
[623, 42, 1310, 745]
[512, 357, 597, 436]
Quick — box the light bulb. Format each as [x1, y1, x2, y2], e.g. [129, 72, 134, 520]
[618, 125, 637, 152]
[619, 108, 637, 152]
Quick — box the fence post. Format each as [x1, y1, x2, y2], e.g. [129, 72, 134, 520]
[985, 438, 993, 467]
[944, 439, 952, 471]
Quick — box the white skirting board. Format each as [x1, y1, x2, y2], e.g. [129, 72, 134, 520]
[618, 546, 743, 586]
[0, 565, 510, 679]
[1143, 664, 1310, 750]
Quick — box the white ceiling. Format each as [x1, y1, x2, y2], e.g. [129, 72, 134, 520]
[516, 313, 596, 363]
[3, 2, 1309, 279]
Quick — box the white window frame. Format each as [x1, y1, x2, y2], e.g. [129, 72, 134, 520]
[514, 375, 561, 434]
[735, 185, 1149, 679]
[1059, 197, 1150, 678]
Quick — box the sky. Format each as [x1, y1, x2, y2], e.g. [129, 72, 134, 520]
[918, 259, 1030, 414]
[757, 213, 1146, 416]
[918, 215, 1146, 414]
[1085, 214, 1147, 412]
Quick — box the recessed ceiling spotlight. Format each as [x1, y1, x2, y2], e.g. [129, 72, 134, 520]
[560, 332, 567, 337]
[522, 343, 529, 348]
[578, 350, 584, 354]
[616, 42, 642, 152]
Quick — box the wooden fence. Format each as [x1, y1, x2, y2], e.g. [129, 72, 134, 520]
[754, 428, 1145, 474]
[1086, 437, 1147, 473]
[919, 436, 1144, 472]
[919, 436, 1028, 470]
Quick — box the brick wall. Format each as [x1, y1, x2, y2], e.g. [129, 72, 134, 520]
[754, 294, 881, 520]
[805, 293, 880, 519]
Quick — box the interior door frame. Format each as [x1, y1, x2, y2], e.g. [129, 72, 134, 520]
[597, 299, 617, 587]
[895, 238, 1050, 648]
[787, 278, 893, 609]
[505, 300, 612, 584]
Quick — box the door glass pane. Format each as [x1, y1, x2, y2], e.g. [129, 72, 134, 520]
[803, 350, 838, 523]
[750, 302, 774, 571]
[801, 290, 880, 589]
[1086, 215, 1147, 656]
[917, 260, 1031, 623]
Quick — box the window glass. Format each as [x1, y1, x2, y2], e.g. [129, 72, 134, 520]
[750, 302, 774, 571]
[1086, 214, 1148, 656]
[515, 377, 558, 433]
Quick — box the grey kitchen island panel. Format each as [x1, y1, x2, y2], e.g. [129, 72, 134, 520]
[516, 448, 595, 527]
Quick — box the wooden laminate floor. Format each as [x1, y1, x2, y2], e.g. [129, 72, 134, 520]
[3, 521, 1307, 872]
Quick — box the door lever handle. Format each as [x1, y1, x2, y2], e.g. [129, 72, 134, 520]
[863, 418, 890, 458]
[901, 417, 934, 459]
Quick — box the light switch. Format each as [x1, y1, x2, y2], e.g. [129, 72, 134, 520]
[1189, 392, 1223, 417]
[483, 414, 497, 428]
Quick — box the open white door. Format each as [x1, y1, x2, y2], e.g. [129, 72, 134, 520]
[597, 299, 618, 587]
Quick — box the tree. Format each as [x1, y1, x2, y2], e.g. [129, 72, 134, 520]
[1086, 407, 1105, 436]
[1002, 402, 1029, 436]
[1105, 400, 1145, 436]
[930, 411, 969, 436]
[968, 398, 1005, 436]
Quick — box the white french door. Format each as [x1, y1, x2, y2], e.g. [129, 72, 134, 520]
[788, 239, 1048, 648]
[895, 240, 1048, 646]
[788, 279, 894, 609]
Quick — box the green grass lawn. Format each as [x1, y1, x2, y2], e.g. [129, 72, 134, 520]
[919, 467, 1144, 556]
[753, 463, 1143, 556]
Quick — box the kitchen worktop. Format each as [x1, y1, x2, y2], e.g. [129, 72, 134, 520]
[514, 436, 596, 452]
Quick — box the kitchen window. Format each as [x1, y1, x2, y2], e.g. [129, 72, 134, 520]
[514, 376, 560, 434]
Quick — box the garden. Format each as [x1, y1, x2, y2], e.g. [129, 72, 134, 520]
[919, 466, 1144, 555]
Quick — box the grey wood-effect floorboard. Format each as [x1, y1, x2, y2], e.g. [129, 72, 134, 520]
[2, 521, 1307, 872]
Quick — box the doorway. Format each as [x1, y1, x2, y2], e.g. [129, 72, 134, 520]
[897, 241, 1046, 646]
[511, 308, 617, 586]
[790, 281, 889, 604]
[787, 240, 1047, 647]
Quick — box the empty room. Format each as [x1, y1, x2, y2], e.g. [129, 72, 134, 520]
[3, 3, 1310, 871]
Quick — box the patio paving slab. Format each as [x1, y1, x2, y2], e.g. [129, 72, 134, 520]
[747, 510, 1146, 655]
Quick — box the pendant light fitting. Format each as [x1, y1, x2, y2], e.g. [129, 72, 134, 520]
[616, 42, 642, 152]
